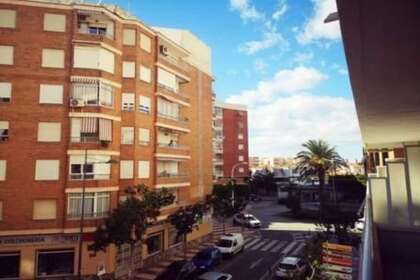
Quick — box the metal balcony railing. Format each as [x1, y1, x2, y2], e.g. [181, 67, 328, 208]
[69, 173, 110, 180]
[358, 188, 373, 280]
[158, 142, 189, 150]
[157, 172, 188, 178]
[157, 112, 189, 125]
[158, 83, 190, 102]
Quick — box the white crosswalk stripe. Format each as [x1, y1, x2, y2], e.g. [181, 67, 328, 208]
[270, 240, 288, 253]
[250, 239, 270, 250]
[290, 242, 306, 256]
[282, 241, 298, 255]
[261, 240, 278, 251]
[244, 238, 261, 249]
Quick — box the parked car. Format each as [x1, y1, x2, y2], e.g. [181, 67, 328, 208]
[192, 247, 222, 271]
[274, 256, 308, 279]
[214, 233, 245, 256]
[197, 271, 233, 280]
[233, 213, 261, 228]
[155, 260, 197, 280]
[250, 194, 262, 201]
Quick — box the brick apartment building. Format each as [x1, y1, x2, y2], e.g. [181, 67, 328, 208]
[212, 102, 249, 182]
[0, 0, 214, 278]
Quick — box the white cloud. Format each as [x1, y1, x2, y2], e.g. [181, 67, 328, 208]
[297, 0, 341, 44]
[225, 66, 361, 159]
[227, 66, 327, 106]
[272, 0, 288, 21]
[238, 31, 288, 55]
[293, 51, 314, 65]
[254, 58, 268, 73]
[230, 0, 263, 22]
[338, 68, 348, 75]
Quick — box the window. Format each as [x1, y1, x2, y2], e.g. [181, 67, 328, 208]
[121, 127, 134, 144]
[157, 161, 178, 177]
[138, 160, 150, 178]
[0, 9, 16, 28]
[238, 144, 244, 150]
[36, 249, 74, 277]
[0, 46, 13, 65]
[238, 133, 244, 140]
[0, 121, 9, 141]
[158, 98, 179, 119]
[39, 84, 63, 104]
[42, 49, 64, 68]
[158, 68, 177, 92]
[120, 160, 134, 179]
[35, 160, 60, 181]
[43, 13, 66, 32]
[69, 155, 110, 180]
[140, 34, 151, 52]
[0, 201, 2, 220]
[72, 80, 113, 107]
[122, 61, 135, 78]
[70, 118, 112, 143]
[238, 122, 244, 129]
[38, 122, 61, 142]
[122, 93, 135, 111]
[73, 46, 115, 73]
[0, 252, 20, 279]
[33, 200, 57, 220]
[0, 82, 11, 103]
[139, 95, 151, 114]
[238, 167, 245, 173]
[168, 226, 182, 247]
[67, 192, 110, 218]
[123, 29, 136, 46]
[0, 160, 5, 181]
[139, 65, 151, 83]
[238, 155, 244, 162]
[138, 128, 150, 145]
[146, 231, 163, 255]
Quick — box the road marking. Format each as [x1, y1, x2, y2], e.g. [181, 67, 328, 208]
[261, 240, 278, 251]
[244, 238, 261, 249]
[250, 239, 269, 250]
[291, 242, 306, 256]
[270, 241, 287, 253]
[249, 257, 264, 270]
[282, 241, 297, 255]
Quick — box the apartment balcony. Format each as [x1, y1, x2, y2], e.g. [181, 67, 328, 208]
[74, 11, 116, 45]
[213, 159, 224, 165]
[70, 78, 115, 113]
[156, 172, 190, 186]
[156, 83, 190, 106]
[157, 112, 190, 131]
[158, 52, 191, 74]
[157, 142, 190, 157]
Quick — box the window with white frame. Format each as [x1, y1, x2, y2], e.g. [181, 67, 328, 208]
[238, 144, 244, 150]
[238, 155, 244, 162]
[121, 127, 134, 144]
[71, 80, 113, 107]
[158, 98, 179, 120]
[140, 33, 151, 52]
[42, 49, 64, 68]
[123, 29, 136, 46]
[138, 128, 150, 145]
[0, 9, 16, 28]
[35, 160, 60, 181]
[73, 46, 115, 73]
[139, 65, 151, 83]
[158, 68, 178, 92]
[157, 161, 179, 177]
[122, 93, 135, 111]
[70, 118, 112, 143]
[33, 199, 57, 220]
[69, 155, 110, 180]
[37, 122, 61, 142]
[122, 61, 135, 78]
[120, 160, 134, 179]
[43, 13, 66, 32]
[0, 82, 11, 103]
[39, 84, 63, 104]
[238, 133, 244, 140]
[67, 192, 110, 218]
[0, 121, 9, 141]
[139, 95, 151, 114]
[0, 160, 6, 181]
[138, 160, 150, 178]
[0, 46, 13, 65]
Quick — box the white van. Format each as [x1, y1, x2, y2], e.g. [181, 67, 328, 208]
[214, 233, 244, 256]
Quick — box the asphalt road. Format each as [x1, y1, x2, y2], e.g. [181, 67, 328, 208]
[211, 198, 318, 280]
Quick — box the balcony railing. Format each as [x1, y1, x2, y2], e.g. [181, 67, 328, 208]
[158, 142, 189, 150]
[77, 27, 114, 40]
[213, 159, 224, 165]
[157, 112, 189, 125]
[69, 173, 110, 180]
[71, 82, 114, 108]
[66, 211, 109, 220]
[71, 136, 100, 143]
[157, 83, 190, 102]
[157, 172, 188, 178]
[158, 53, 190, 72]
[358, 189, 373, 280]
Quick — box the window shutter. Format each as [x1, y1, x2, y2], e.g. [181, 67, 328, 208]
[98, 48, 115, 73]
[35, 160, 60, 181]
[138, 128, 150, 144]
[138, 161, 150, 178]
[120, 160, 134, 179]
[121, 127, 134, 144]
[139, 65, 151, 83]
[42, 49, 64, 68]
[39, 84, 63, 104]
[0, 46, 13, 65]
[0, 82, 11, 101]
[122, 93, 135, 111]
[99, 119, 112, 141]
[0, 121, 9, 130]
[37, 122, 61, 142]
[139, 96, 151, 113]
[33, 200, 57, 220]
[0, 9, 16, 28]
[0, 160, 6, 181]
[140, 34, 151, 52]
[158, 68, 177, 92]
[43, 13, 66, 32]
[71, 118, 81, 142]
[123, 29, 136, 46]
[73, 46, 99, 69]
[122, 61, 135, 78]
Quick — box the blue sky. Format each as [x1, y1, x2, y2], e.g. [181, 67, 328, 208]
[114, 0, 362, 160]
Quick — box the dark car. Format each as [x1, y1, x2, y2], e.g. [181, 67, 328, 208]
[192, 247, 222, 271]
[155, 260, 197, 280]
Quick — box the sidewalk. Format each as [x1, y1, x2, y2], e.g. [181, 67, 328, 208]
[134, 220, 259, 280]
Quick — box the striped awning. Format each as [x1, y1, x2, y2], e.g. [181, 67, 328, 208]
[99, 119, 112, 141]
[81, 118, 97, 133]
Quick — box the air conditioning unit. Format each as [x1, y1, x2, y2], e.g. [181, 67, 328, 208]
[160, 45, 168, 56]
[70, 98, 85, 107]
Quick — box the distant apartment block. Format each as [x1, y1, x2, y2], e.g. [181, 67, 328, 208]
[212, 102, 249, 181]
[249, 156, 297, 173]
[0, 0, 214, 278]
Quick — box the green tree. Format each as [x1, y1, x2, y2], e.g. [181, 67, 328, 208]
[169, 201, 210, 259]
[250, 168, 275, 194]
[294, 139, 346, 220]
[211, 182, 249, 234]
[88, 185, 175, 279]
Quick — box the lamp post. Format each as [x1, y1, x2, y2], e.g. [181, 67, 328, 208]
[77, 150, 118, 279]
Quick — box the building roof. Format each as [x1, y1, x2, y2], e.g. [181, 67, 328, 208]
[215, 101, 247, 111]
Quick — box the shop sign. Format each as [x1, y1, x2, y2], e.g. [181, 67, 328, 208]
[0, 234, 79, 246]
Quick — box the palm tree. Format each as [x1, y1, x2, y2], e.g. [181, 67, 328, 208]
[294, 139, 347, 219]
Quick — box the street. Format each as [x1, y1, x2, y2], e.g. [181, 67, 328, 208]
[212, 198, 319, 280]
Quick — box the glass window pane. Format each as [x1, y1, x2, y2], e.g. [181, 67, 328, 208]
[0, 252, 20, 279]
[37, 250, 74, 277]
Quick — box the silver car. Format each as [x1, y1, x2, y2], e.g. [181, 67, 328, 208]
[197, 271, 232, 280]
[233, 213, 261, 228]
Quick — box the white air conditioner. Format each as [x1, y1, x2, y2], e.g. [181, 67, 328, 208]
[70, 98, 85, 107]
[160, 45, 168, 56]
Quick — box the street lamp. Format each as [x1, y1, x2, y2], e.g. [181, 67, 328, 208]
[77, 150, 118, 280]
